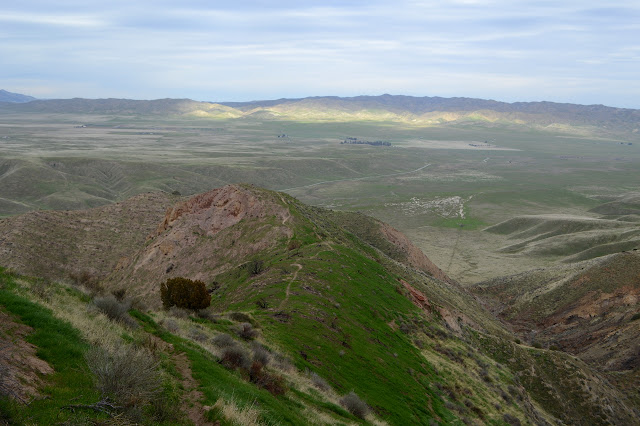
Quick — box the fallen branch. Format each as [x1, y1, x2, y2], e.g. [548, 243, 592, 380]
[62, 398, 120, 415]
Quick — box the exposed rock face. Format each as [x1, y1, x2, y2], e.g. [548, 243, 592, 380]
[157, 184, 290, 236]
[107, 185, 294, 304]
[0, 183, 452, 311]
[474, 251, 640, 373]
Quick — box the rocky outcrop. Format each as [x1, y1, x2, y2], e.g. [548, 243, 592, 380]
[380, 223, 455, 284]
[157, 184, 290, 236]
[107, 185, 294, 304]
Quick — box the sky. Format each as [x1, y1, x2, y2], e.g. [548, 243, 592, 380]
[1, 1, 639, 108]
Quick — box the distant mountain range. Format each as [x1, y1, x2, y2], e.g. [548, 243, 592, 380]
[0, 89, 36, 103]
[1, 93, 638, 136]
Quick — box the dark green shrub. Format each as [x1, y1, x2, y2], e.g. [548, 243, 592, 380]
[160, 277, 211, 310]
[287, 240, 301, 250]
[246, 260, 264, 275]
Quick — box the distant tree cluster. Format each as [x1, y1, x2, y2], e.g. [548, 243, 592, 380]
[341, 137, 391, 146]
[160, 277, 211, 310]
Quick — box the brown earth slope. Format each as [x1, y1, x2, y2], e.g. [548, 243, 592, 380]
[0, 184, 454, 307]
[0, 192, 176, 283]
[472, 251, 640, 404]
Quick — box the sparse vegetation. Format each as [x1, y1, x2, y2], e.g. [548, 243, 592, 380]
[212, 333, 236, 348]
[161, 318, 179, 333]
[340, 391, 370, 419]
[1, 110, 640, 426]
[85, 344, 161, 407]
[92, 294, 134, 325]
[234, 322, 259, 340]
[309, 371, 331, 391]
[220, 345, 251, 370]
[251, 342, 271, 366]
[70, 270, 103, 294]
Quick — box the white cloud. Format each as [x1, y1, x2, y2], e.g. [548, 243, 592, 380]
[0, 0, 638, 107]
[0, 11, 106, 27]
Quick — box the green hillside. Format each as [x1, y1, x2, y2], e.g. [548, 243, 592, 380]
[2, 185, 638, 424]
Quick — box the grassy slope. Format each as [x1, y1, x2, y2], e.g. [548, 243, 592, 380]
[0, 269, 370, 425]
[2, 184, 639, 424]
[204, 193, 452, 424]
[0, 271, 102, 424]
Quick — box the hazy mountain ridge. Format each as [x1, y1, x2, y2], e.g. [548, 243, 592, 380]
[0, 89, 36, 103]
[222, 94, 640, 132]
[2, 94, 638, 135]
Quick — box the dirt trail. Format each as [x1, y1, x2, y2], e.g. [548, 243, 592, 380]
[281, 163, 431, 191]
[277, 194, 292, 225]
[445, 226, 462, 274]
[279, 263, 302, 310]
[172, 350, 216, 425]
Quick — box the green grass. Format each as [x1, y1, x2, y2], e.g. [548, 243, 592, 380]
[0, 269, 102, 424]
[205, 207, 458, 424]
[131, 310, 355, 425]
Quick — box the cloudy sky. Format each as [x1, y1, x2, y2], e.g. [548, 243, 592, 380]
[2, 0, 639, 107]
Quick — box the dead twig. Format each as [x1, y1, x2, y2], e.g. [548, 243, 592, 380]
[61, 398, 121, 416]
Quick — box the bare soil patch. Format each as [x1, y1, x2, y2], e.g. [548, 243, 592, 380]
[0, 309, 53, 403]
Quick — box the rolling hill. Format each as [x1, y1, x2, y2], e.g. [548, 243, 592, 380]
[1, 184, 639, 424]
[484, 213, 640, 262]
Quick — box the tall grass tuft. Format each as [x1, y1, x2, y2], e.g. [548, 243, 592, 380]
[85, 344, 161, 407]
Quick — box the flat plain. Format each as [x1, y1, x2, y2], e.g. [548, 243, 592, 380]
[1, 109, 639, 283]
